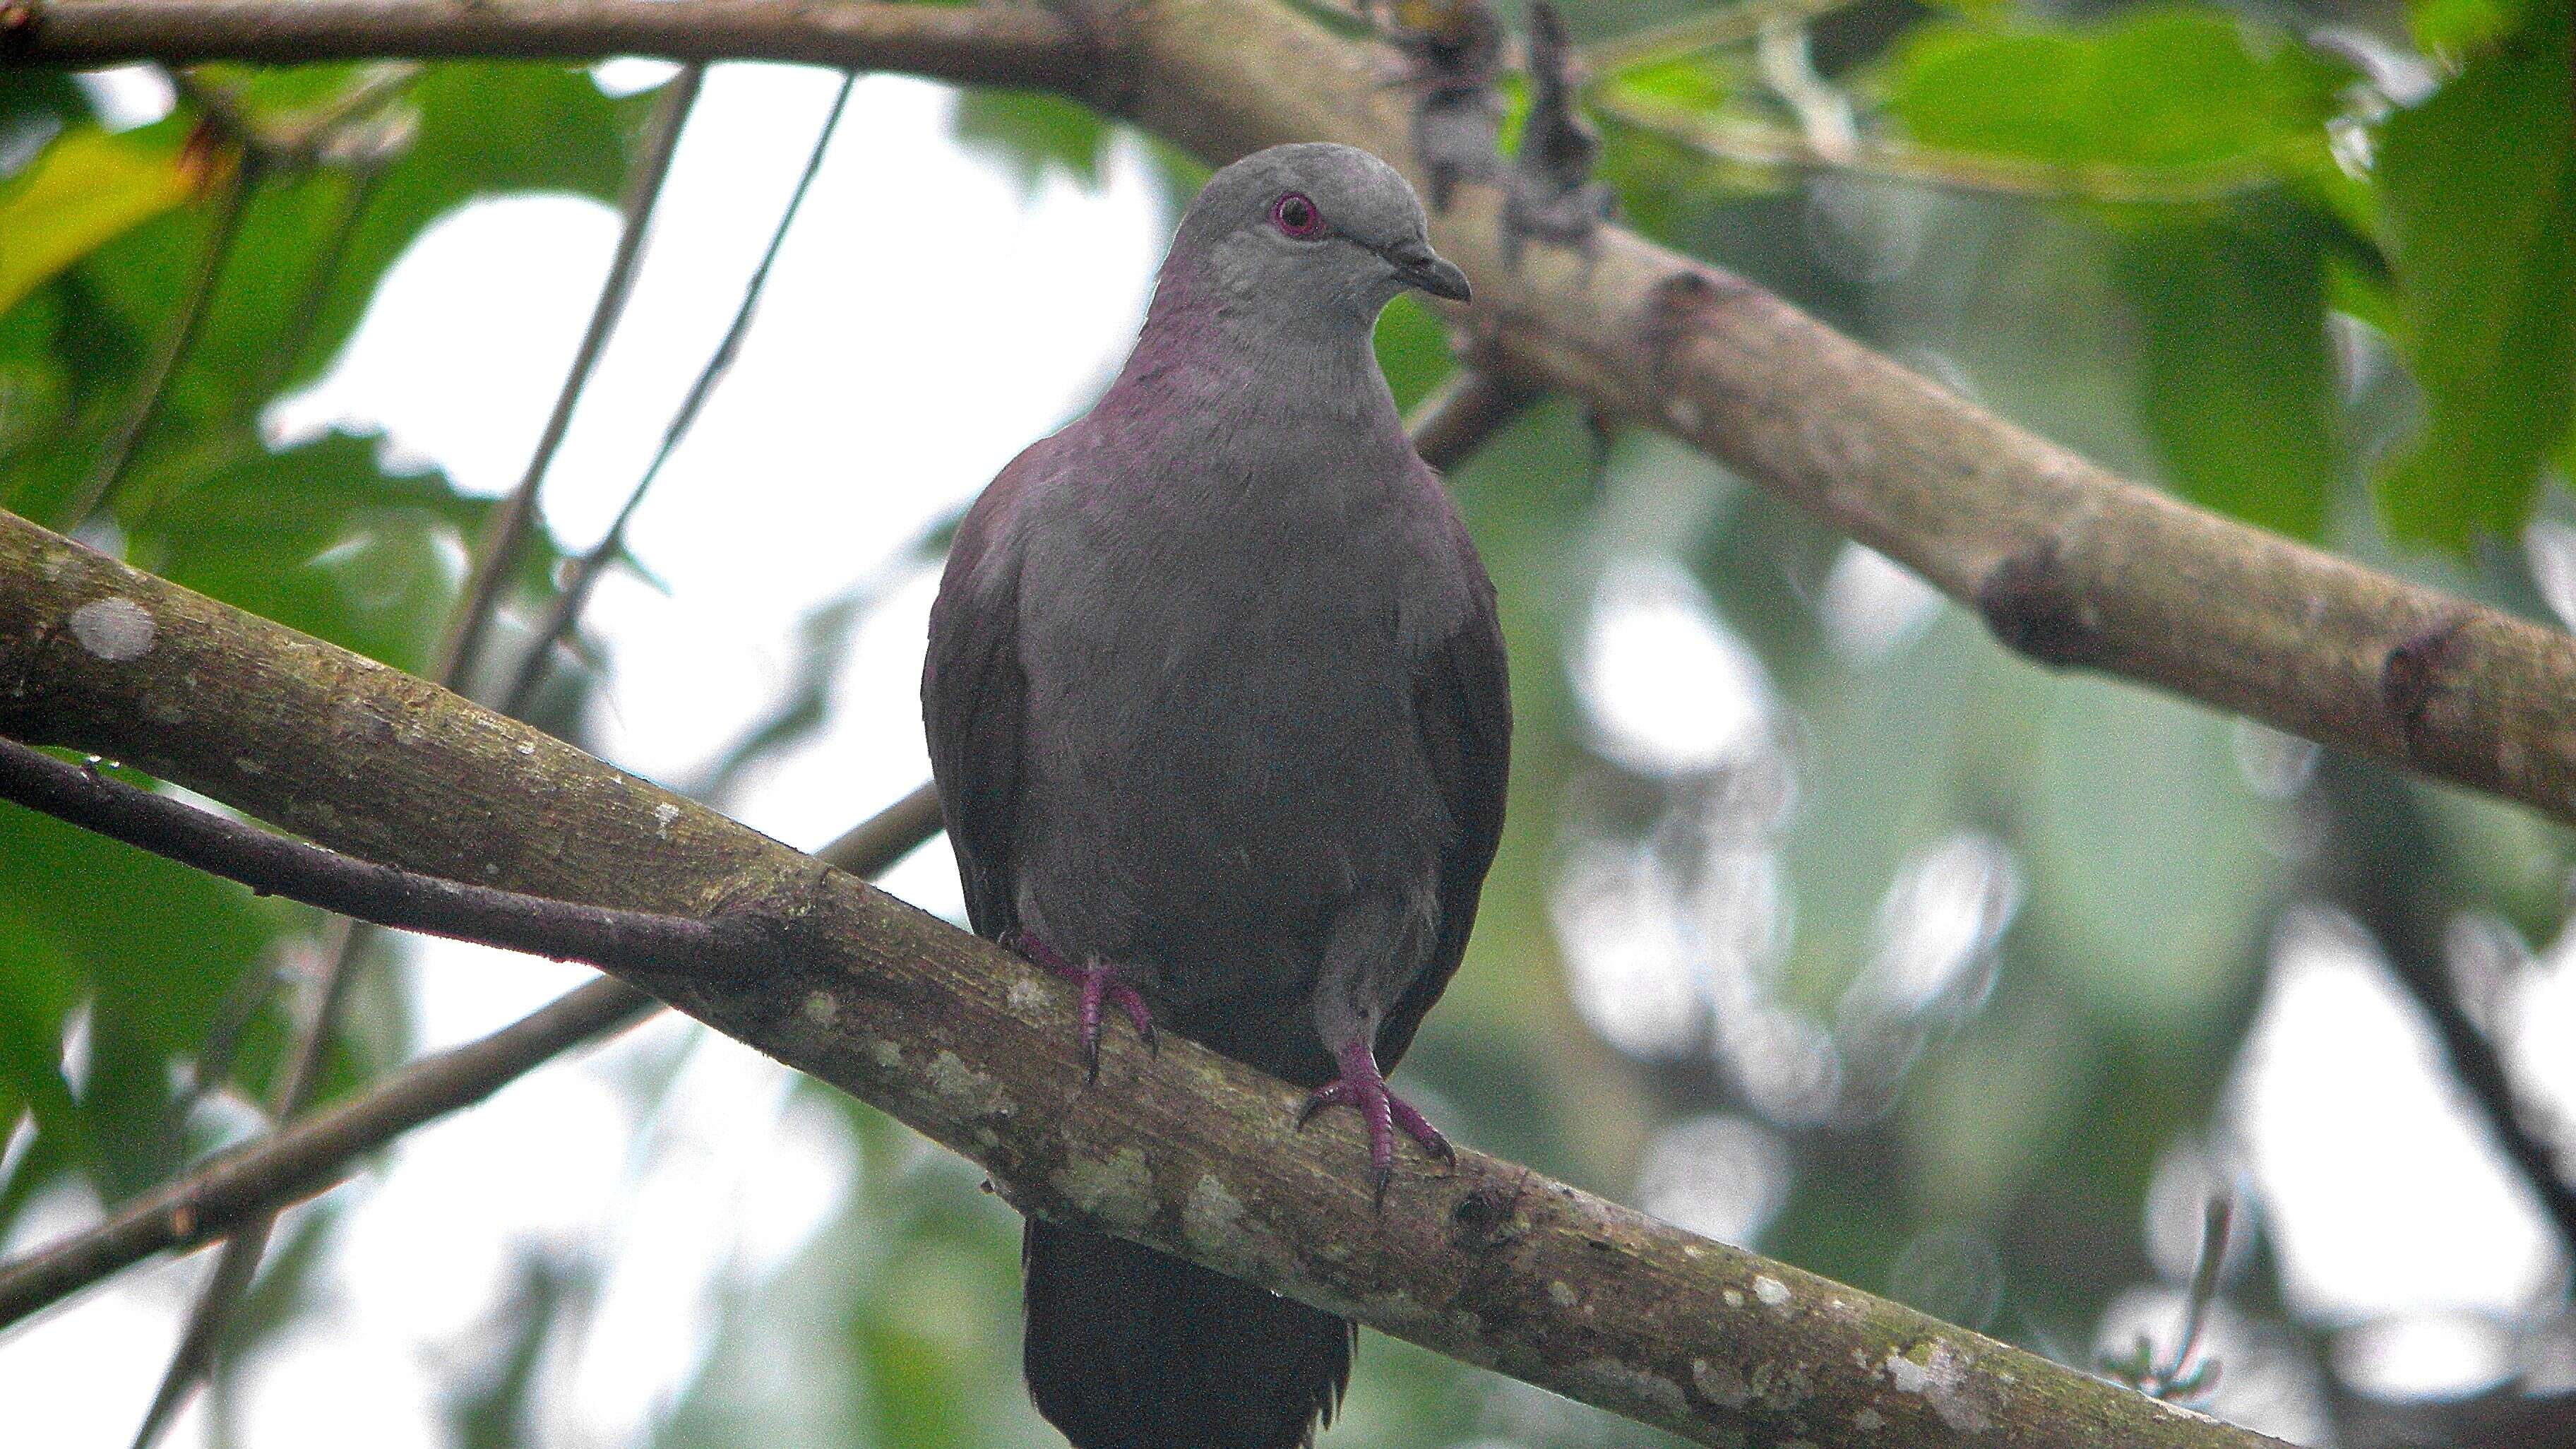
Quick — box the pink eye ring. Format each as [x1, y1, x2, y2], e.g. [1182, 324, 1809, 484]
[1271, 191, 1323, 238]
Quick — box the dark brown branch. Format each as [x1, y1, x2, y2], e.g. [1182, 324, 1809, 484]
[2319, 753, 2576, 1253]
[8, 0, 1099, 93]
[0, 782, 941, 1334]
[0, 738, 772, 979]
[0, 977, 653, 1332]
[0, 514, 2289, 1449]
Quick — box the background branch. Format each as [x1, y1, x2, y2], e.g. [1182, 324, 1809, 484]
[18, 0, 2576, 847]
[126, 71, 708, 1446]
[0, 510, 2286, 1449]
[10, 0, 1099, 93]
[0, 782, 943, 1333]
[499, 67, 854, 713]
[433, 65, 700, 688]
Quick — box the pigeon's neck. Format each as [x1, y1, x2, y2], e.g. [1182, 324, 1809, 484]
[1101, 266, 1401, 439]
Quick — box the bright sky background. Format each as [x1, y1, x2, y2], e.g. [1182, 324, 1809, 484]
[7, 56, 2574, 1446]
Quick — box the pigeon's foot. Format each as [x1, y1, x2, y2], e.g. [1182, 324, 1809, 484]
[1299, 1038, 1455, 1204]
[1006, 929, 1156, 1081]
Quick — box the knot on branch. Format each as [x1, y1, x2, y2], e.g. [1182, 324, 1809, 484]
[1638, 270, 1751, 428]
[2382, 614, 2473, 760]
[1976, 539, 2105, 669]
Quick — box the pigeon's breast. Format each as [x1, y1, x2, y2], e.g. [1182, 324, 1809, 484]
[1006, 455, 1455, 1050]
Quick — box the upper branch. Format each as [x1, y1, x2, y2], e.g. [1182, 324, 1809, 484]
[17, 0, 2573, 833]
[6, 0, 1102, 93]
[0, 515, 2280, 1449]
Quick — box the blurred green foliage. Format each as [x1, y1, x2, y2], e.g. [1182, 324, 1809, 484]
[3, 2, 2575, 1446]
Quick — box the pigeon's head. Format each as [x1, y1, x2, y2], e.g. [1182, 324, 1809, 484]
[1165, 143, 1469, 332]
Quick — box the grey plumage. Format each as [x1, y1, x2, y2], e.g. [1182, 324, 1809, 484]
[924, 142, 1509, 1449]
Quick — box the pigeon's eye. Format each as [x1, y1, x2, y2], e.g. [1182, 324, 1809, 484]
[1271, 192, 1323, 238]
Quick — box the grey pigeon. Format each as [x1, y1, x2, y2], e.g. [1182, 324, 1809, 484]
[922, 142, 1511, 1449]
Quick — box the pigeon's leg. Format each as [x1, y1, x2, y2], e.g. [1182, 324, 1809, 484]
[1006, 929, 1155, 1080]
[1299, 1037, 1455, 1203]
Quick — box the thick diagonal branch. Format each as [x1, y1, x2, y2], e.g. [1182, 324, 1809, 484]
[18, 0, 2576, 836]
[1, 525, 2286, 1449]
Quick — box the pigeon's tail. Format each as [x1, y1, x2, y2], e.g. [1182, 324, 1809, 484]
[1024, 1220, 1354, 1449]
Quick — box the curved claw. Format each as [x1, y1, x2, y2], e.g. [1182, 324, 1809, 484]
[1007, 930, 1155, 1080]
[1297, 1040, 1453, 1204]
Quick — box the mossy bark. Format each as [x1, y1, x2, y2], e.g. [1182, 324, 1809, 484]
[1, 515, 2288, 1449]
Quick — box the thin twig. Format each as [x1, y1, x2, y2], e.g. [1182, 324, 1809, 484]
[1580, 0, 1856, 76]
[0, 782, 941, 1336]
[430, 65, 704, 688]
[0, 978, 652, 1334]
[1594, 95, 2277, 205]
[0, 741, 767, 973]
[128, 73, 703, 1441]
[2320, 754, 2576, 1255]
[126, 915, 357, 1449]
[499, 68, 854, 716]
[240, 167, 390, 419]
[62, 147, 262, 530]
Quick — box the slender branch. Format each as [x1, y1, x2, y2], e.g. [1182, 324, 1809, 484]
[2319, 753, 2576, 1253]
[431, 66, 700, 688]
[500, 68, 856, 715]
[129, 76, 703, 1439]
[127, 914, 357, 1449]
[1580, 0, 1856, 75]
[1594, 94, 2277, 205]
[0, 782, 942, 1334]
[22, 0, 2576, 837]
[241, 162, 390, 417]
[0, 740, 771, 976]
[61, 145, 260, 528]
[7, 0, 1099, 91]
[0, 517, 2289, 1449]
[0, 977, 654, 1332]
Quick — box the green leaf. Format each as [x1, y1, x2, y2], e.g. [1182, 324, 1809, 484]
[0, 127, 189, 317]
[220, 63, 650, 402]
[129, 430, 535, 672]
[2116, 201, 2342, 539]
[1880, 8, 2354, 192]
[2407, 0, 2533, 54]
[1602, 53, 1736, 114]
[0, 787, 287, 1198]
[950, 90, 1111, 191]
[2373, 4, 2576, 549]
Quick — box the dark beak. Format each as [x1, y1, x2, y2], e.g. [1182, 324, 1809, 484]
[1384, 239, 1472, 303]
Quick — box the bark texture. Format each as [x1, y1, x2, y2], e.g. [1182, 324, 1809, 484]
[0, 511, 2283, 1448]
[14, 0, 2576, 834]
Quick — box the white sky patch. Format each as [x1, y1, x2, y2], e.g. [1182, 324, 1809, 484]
[2235, 908, 2566, 1320]
[1573, 556, 1773, 775]
[24, 64, 1159, 1448]
[1815, 541, 1943, 663]
[71, 66, 177, 132]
